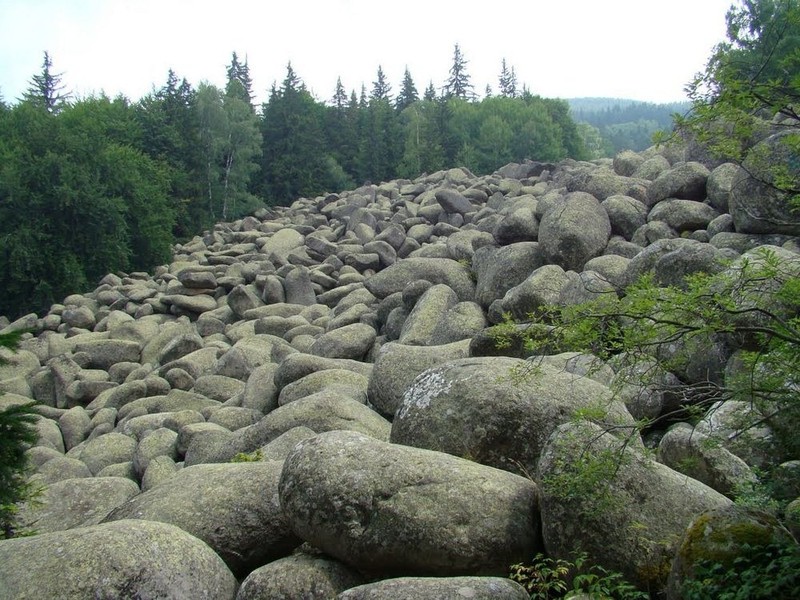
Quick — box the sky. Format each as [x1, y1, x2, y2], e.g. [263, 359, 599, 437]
[0, 0, 735, 107]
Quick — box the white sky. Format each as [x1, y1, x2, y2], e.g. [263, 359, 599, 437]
[0, 0, 734, 106]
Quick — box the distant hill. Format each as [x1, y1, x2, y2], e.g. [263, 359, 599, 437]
[566, 97, 692, 155]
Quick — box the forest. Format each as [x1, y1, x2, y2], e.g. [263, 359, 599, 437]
[568, 97, 691, 155]
[0, 47, 646, 319]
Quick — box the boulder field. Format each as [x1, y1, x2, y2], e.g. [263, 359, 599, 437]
[1, 135, 799, 598]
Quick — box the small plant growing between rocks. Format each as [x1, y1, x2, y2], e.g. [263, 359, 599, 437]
[230, 449, 264, 463]
[509, 552, 647, 599]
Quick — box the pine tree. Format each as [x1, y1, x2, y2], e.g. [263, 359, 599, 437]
[424, 81, 438, 101]
[332, 77, 348, 109]
[225, 51, 254, 108]
[443, 43, 474, 100]
[499, 58, 518, 98]
[22, 51, 68, 113]
[371, 65, 392, 102]
[395, 67, 419, 112]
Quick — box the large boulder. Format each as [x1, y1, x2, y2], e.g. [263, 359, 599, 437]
[16, 477, 140, 534]
[279, 430, 540, 577]
[472, 242, 545, 308]
[537, 421, 731, 594]
[367, 340, 471, 418]
[236, 553, 365, 600]
[391, 357, 635, 475]
[0, 519, 237, 599]
[104, 462, 300, 577]
[338, 576, 529, 599]
[667, 505, 797, 600]
[364, 258, 476, 302]
[729, 131, 800, 235]
[539, 192, 611, 271]
[647, 161, 710, 205]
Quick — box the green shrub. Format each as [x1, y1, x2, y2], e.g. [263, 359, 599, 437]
[682, 541, 800, 599]
[509, 552, 647, 600]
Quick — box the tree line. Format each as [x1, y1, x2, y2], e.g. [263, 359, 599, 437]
[0, 46, 593, 319]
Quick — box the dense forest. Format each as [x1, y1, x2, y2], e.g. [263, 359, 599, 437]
[2, 46, 684, 319]
[568, 97, 691, 155]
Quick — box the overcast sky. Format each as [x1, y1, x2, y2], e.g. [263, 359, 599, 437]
[0, 0, 734, 107]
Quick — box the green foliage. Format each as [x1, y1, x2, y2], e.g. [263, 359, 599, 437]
[682, 541, 800, 599]
[0, 332, 40, 539]
[676, 0, 800, 204]
[509, 552, 647, 600]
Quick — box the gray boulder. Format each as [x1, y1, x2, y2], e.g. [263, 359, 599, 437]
[367, 340, 471, 417]
[657, 423, 758, 497]
[648, 198, 720, 233]
[0, 519, 237, 600]
[539, 192, 611, 271]
[494, 264, 570, 321]
[79, 432, 137, 475]
[279, 430, 540, 576]
[310, 322, 376, 360]
[104, 462, 300, 577]
[728, 131, 800, 235]
[338, 576, 529, 599]
[16, 476, 140, 534]
[706, 162, 739, 212]
[472, 242, 545, 308]
[237, 553, 365, 600]
[278, 368, 369, 406]
[647, 161, 710, 205]
[399, 284, 485, 346]
[602, 194, 648, 240]
[538, 421, 730, 593]
[391, 357, 635, 475]
[364, 258, 476, 302]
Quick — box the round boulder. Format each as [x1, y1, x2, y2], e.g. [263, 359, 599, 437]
[0, 519, 237, 599]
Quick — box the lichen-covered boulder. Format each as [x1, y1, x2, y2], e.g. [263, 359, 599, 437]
[16, 477, 140, 534]
[666, 505, 797, 600]
[539, 192, 611, 271]
[279, 430, 540, 577]
[0, 519, 237, 600]
[236, 552, 365, 600]
[104, 461, 300, 577]
[337, 576, 530, 599]
[538, 421, 731, 594]
[391, 357, 635, 475]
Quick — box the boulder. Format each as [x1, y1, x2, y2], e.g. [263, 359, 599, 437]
[104, 462, 300, 577]
[338, 576, 529, 599]
[391, 357, 635, 475]
[16, 476, 140, 534]
[647, 161, 710, 205]
[539, 192, 611, 271]
[279, 430, 540, 576]
[657, 423, 758, 497]
[728, 131, 800, 235]
[537, 421, 731, 593]
[310, 322, 377, 360]
[236, 553, 365, 600]
[367, 340, 471, 417]
[0, 519, 237, 600]
[364, 258, 475, 302]
[667, 505, 796, 600]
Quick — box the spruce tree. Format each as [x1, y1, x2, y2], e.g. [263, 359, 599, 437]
[371, 65, 392, 102]
[225, 51, 254, 108]
[499, 58, 518, 98]
[443, 43, 474, 100]
[395, 67, 419, 112]
[424, 81, 438, 101]
[22, 51, 68, 113]
[332, 77, 348, 110]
